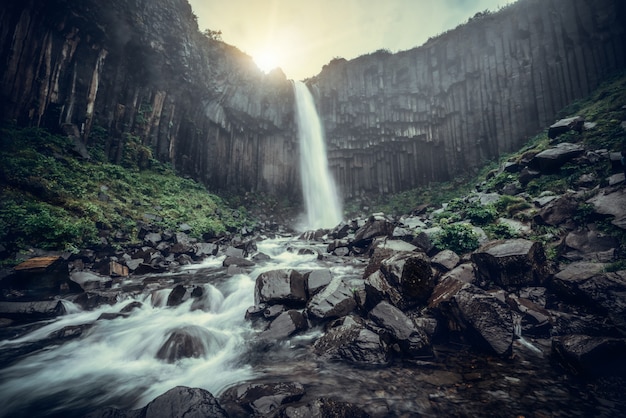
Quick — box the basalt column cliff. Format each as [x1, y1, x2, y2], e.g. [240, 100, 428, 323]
[311, 0, 626, 197]
[1, 0, 625, 200]
[0, 0, 298, 197]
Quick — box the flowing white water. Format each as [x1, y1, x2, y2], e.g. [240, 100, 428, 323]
[0, 275, 256, 417]
[0, 238, 356, 417]
[293, 81, 343, 230]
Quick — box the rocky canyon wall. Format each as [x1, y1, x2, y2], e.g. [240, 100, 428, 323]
[1, 0, 625, 201]
[0, 0, 298, 197]
[311, 0, 626, 197]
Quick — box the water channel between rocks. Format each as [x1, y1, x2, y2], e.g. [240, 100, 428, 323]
[0, 237, 622, 417]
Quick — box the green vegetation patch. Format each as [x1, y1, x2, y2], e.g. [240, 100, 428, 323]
[0, 123, 248, 255]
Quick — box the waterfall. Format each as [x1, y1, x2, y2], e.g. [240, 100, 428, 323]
[293, 81, 343, 230]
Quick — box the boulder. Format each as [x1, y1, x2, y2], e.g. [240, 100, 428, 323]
[70, 271, 112, 291]
[371, 238, 419, 253]
[562, 228, 618, 261]
[428, 267, 476, 311]
[431, 249, 460, 271]
[306, 269, 332, 296]
[364, 270, 404, 311]
[306, 276, 356, 321]
[166, 285, 188, 307]
[254, 269, 307, 307]
[223, 256, 255, 267]
[432, 281, 515, 356]
[142, 386, 228, 418]
[144, 232, 162, 246]
[552, 335, 626, 377]
[156, 326, 222, 363]
[258, 310, 307, 340]
[547, 116, 584, 139]
[533, 195, 579, 227]
[553, 269, 626, 331]
[369, 301, 431, 357]
[529, 142, 585, 172]
[312, 315, 389, 366]
[353, 219, 395, 246]
[472, 239, 548, 287]
[551, 261, 607, 302]
[276, 397, 370, 418]
[587, 188, 626, 229]
[87, 386, 228, 418]
[0, 300, 67, 320]
[219, 382, 305, 416]
[379, 252, 434, 307]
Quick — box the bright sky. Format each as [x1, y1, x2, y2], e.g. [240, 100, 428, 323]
[188, 0, 515, 80]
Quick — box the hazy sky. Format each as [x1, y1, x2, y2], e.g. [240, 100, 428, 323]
[188, 0, 515, 80]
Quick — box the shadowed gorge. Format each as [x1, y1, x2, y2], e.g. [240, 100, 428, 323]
[1, 0, 625, 199]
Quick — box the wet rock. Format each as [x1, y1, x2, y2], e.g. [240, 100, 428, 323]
[305, 269, 332, 297]
[194, 242, 218, 257]
[156, 326, 221, 363]
[371, 238, 419, 253]
[553, 268, 626, 331]
[379, 251, 434, 307]
[472, 239, 548, 287]
[369, 301, 431, 357]
[70, 271, 112, 291]
[223, 256, 255, 267]
[144, 232, 162, 246]
[220, 382, 305, 416]
[552, 335, 626, 377]
[0, 300, 67, 320]
[364, 271, 404, 311]
[166, 285, 188, 307]
[142, 386, 228, 418]
[587, 188, 626, 229]
[275, 397, 370, 418]
[533, 195, 579, 227]
[441, 263, 476, 284]
[411, 231, 435, 253]
[120, 301, 143, 313]
[431, 249, 460, 271]
[353, 219, 395, 247]
[259, 310, 307, 340]
[313, 315, 390, 366]
[547, 116, 584, 139]
[518, 167, 541, 185]
[263, 304, 286, 319]
[506, 294, 551, 336]
[306, 276, 357, 321]
[562, 227, 618, 261]
[433, 281, 515, 356]
[362, 248, 395, 280]
[225, 246, 246, 258]
[74, 291, 120, 310]
[255, 269, 307, 308]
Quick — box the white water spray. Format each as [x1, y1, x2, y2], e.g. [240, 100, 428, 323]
[293, 81, 342, 230]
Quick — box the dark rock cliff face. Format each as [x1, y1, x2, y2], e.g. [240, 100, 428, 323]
[0, 0, 298, 197]
[1, 0, 625, 200]
[311, 0, 626, 197]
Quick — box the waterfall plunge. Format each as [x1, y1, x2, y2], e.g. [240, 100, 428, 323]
[293, 81, 342, 230]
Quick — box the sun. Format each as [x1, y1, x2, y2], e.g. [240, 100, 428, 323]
[253, 46, 283, 74]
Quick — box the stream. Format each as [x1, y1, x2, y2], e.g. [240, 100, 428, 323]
[0, 237, 623, 417]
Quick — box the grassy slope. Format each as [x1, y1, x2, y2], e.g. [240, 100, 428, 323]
[0, 123, 249, 256]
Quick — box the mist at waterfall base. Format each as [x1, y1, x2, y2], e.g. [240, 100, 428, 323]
[293, 81, 343, 231]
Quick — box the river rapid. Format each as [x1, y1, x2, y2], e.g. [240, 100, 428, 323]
[0, 237, 622, 417]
